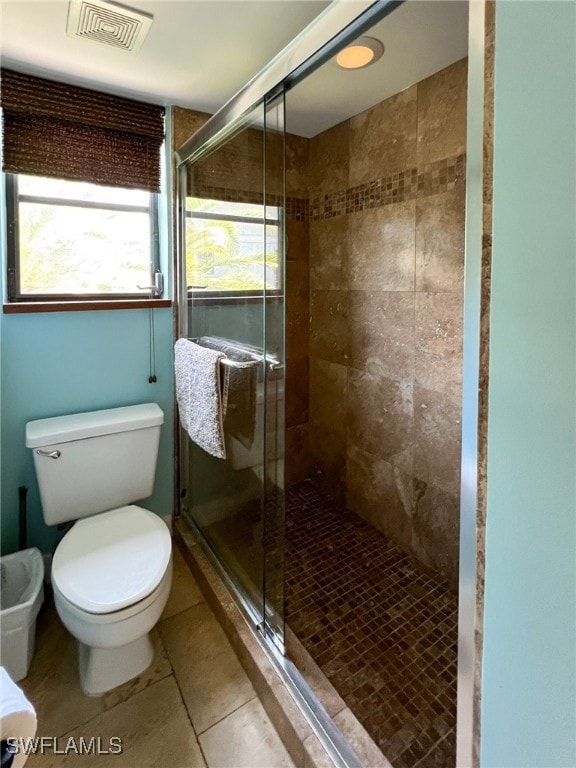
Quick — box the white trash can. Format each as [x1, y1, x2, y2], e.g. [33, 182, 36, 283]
[0, 548, 44, 681]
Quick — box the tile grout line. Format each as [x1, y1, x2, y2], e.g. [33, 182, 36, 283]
[159, 611, 260, 740]
[157, 567, 212, 765]
[166, 663, 210, 768]
[158, 562, 263, 763]
[194, 692, 259, 739]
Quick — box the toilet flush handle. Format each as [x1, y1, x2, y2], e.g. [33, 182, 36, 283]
[36, 449, 61, 459]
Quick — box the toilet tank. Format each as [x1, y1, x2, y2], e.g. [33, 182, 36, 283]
[25, 403, 164, 526]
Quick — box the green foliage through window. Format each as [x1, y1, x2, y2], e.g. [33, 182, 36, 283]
[185, 198, 280, 293]
[7, 175, 159, 300]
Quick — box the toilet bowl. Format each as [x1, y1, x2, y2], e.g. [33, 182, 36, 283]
[26, 403, 172, 695]
[51, 505, 172, 695]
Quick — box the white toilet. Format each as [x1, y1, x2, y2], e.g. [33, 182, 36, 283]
[25, 403, 172, 696]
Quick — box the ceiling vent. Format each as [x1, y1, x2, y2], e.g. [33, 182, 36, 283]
[67, 0, 153, 53]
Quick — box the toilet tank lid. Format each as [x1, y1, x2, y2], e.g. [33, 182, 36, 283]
[25, 403, 164, 448]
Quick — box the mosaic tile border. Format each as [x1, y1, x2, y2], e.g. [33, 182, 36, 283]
[285, 196, 309, 221]
[191, 153, 465, 222]
[189, 183, 309, 220]
[309, 153, 466, 221]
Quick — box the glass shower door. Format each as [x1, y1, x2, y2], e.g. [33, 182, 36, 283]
[262, 92, 286, 649]
[178, 93, 286, 649]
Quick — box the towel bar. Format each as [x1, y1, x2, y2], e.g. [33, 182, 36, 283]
[221, 357, 260, 370]
[187, 337, 282, 371]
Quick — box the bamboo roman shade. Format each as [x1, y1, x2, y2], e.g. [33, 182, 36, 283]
[0, 69, 165, 192]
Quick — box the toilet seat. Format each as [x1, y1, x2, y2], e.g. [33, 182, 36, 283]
[53, 561, 173, 626]
[52, 505, 171, 614]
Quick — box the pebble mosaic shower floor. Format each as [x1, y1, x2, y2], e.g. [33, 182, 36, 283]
[285, 481, 458, 768]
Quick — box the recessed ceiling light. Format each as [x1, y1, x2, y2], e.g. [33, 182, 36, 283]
[336, 36, 384, 70]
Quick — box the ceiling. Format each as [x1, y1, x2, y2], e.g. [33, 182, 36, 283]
[0, 0, 331, 111]
[0, 0, 468, 138]
[286, 1, 469, 136]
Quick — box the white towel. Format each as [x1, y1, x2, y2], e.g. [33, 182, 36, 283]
[174, 338, 227, 459]
[0, 666, 37, 768]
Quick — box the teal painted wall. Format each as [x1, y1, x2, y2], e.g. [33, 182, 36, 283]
[481, 2, 576, 766]
[1, 307, 174, 555]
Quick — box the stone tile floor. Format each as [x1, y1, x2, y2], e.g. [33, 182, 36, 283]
[21, 547, 295, 768]
[285, 481, 458, 768]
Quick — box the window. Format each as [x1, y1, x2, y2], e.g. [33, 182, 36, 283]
[185, 197, 281, 296]
[6, 174, 160, 301]
[1, 68, 166, 309]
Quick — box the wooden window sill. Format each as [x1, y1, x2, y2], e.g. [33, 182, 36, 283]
[3, 299, 172, 314]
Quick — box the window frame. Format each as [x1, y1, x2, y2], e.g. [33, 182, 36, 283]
[185, 198, 283, 302]
[5, 173, 163, 305]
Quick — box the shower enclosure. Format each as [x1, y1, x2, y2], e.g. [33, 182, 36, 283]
[175, 1, 482, 766]
[176, 93, 287, 649]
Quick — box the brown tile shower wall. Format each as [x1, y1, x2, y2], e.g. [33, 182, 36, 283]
[173, 106, 211, 154]
[308, 59, 468, 588]
[172, 62, 467, 586]
[284, 134, 313, 487]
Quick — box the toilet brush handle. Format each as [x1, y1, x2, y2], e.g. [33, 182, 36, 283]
[0, 740, 16, 768]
